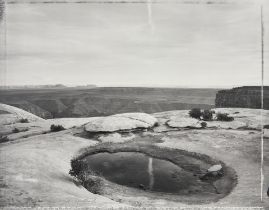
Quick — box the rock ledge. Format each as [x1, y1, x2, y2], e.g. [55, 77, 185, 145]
[84, 113, 158, 132]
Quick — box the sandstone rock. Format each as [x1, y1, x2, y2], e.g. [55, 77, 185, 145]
[205, 120, 246, 129]
[1, 107, 268, 207]
[113, 112, 158, 126]
[167, 117, 201, 128]
[208, 164, 222, 172]
[200, 164, 223, 181]
[98, 133, 135, 143]
[84, 113, 158, 132]
[0, 103, 44, 122]
[47, 117, 96, 129]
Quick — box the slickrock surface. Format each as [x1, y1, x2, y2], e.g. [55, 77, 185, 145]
[0, 104, 268, 208]
[84, 113, 158, 132]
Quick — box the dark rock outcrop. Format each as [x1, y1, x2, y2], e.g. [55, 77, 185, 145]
[215, 86, 269, 110]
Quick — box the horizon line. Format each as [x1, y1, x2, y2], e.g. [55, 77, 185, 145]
[0, 84, 266, 89]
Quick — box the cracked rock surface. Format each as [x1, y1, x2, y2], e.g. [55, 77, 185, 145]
[84, 113, 158, 132]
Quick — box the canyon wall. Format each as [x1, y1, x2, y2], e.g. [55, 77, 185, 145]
[0, 87, 217, 118]
[215, 86, 269, 110]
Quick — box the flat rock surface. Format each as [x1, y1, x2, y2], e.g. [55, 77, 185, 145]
[0, 116, 98, 142]
[84, 113, 158, 132]
[160, 108, 269, 130]
[0, 105, 269, 208]
[167, 116, 201, 128]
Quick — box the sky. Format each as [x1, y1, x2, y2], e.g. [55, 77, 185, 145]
[0, 0, 268, 87]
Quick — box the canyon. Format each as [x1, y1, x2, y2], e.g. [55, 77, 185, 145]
[0, 87, 217, 118]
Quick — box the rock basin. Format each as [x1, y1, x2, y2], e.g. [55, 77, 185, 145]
[71, 140, 237, 204]
[84, 151, 217, 194]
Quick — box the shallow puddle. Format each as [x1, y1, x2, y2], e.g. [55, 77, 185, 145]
[84, 152, 216, 194]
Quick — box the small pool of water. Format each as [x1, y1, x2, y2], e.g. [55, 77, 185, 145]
[84, 152, 216, 194]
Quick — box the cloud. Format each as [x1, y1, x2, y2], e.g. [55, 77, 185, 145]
[4, 2, 266, 86]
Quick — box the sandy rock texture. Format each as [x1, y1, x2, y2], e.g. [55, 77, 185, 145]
[84, 112, 158, 132]
[0, 103, 44, 122]
[0, 104, 268, 208]
[158, 108, 269, 130]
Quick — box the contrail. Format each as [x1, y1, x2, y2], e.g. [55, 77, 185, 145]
[148, 157, 154, 190]
[147, 0, 154, 33]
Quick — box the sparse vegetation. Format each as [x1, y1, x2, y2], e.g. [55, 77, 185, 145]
[202, 109, 213, 121]
[50, 124, 65, 132]
[69, 159, 84, 178]
[189, 108, 214, 121]
[201, 122, 207, 128]
[189, 108, 202, 119]
[216, 113, 234, 122]
[81, 176, 102, 194]
[201, 121, 207, 128]
[69, 159, 103, 194]
[189, 108, 235, 123]
[12, 128, 20, 133]
[0, 135, 9, 143]
[19, 118, 29, 123]
[264, 125, 269, 129]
